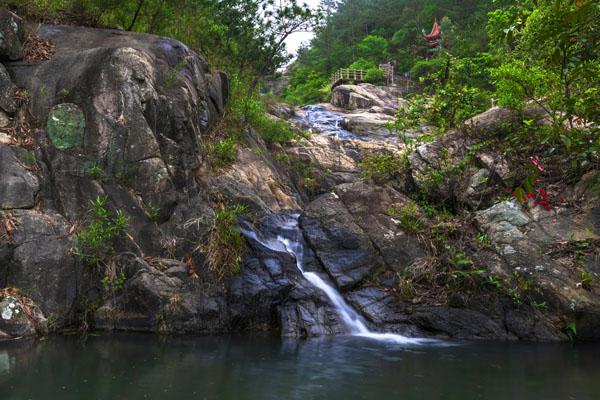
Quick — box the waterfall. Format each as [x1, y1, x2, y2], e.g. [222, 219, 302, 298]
[243, 214, 428, 344]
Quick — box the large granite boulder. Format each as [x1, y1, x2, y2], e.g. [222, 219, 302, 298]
[0, 23, 230, 331]
[331, 84, 400, 115]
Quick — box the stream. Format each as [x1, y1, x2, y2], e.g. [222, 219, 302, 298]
[241, 213, 429, 345]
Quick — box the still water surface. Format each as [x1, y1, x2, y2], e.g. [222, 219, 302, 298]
[1, 334, 599, 400]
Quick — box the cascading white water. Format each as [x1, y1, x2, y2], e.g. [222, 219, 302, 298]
[243, 215, 428, 344]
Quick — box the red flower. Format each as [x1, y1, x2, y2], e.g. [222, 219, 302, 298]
[535, 199, 552, 211]
[529, 156, 545, 173]
[538, 188, 549, 200]
[526, 193, 536, 199]
[557, 196, 566, 204]
[503, 187, 511, 193]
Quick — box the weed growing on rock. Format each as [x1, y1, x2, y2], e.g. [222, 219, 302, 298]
[202, 204, 247, 280]
[75, 196, 129, 267]
[207, 135, 239, 167]
[385, 201, 425, 233]
[86, 163, 104, 180]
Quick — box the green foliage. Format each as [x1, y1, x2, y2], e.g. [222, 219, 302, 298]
[146, 204, 160, 222]
[227, 75, 296, 145]
[348, 58, 376, 71]
[398, 54, 494, 130]
[385, 201, 425, 233]
[255, 116, 295, 145]
[563, 322, 577, 341]
[360, 152, 403, 182]
[291, 0, 492, 77]
[204, 204, 247, 280]
[87, 163, 104, 180]
[364, 67, 385, 83]
[283, 67, 329, 105]
[486, 271, 538, 306]
[444, 244, 473, 270]
[101, 272, 126, 290]
[6, 0, 319, 90]
[487, 0, 599, 163]
[356, 35, 390, 64]
[208, 136, 239, 167]
[75, 196, 129, 267]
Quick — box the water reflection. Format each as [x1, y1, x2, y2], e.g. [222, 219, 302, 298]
[1, 334, 599, 400]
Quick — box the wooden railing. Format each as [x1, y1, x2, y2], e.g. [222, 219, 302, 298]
[331, 69, 367, 86]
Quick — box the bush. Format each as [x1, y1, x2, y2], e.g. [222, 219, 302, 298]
[283, 67, 329, 105]
[364, 67, 385, 83]
[228, 75, 297, 145]
[361, 153, 403, 182]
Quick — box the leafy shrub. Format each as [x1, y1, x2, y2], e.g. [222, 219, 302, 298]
[75, 196, 129, 267]
[360, 153, 403, 182]
[364, 67, 385, 83]
[254, 115, 295, 145]
[228, 75, 297, 145]
[283, 67, 329, 105]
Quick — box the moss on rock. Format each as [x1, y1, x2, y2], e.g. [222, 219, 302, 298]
[47, 103, 85, 150]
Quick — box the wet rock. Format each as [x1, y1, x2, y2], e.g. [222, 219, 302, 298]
[0, 145, 39, 209]
[0, 63, 17, 114]
[0, 293, 48, 338]
[301, 193, 385, 288]
[335, 181, 426, 270]
[0, 9, 25, 61]
[94, 260, 229, 334]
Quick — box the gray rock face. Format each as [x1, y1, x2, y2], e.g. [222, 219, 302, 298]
[0, 23, 230, 331]
[408, 127, 511, 207]
[0, 145, 39, 209]
[0, 9, 25, 61]
[301, 193, 384, 288]
[3, 211, 80, 324]
[5, 25, 227, 219]
[0, 63, 17, 114]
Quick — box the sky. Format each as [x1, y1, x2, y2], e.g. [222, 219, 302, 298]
[284, 0, 321, 56]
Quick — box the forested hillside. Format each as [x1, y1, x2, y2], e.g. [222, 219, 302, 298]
[285, 0, 599, 118]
